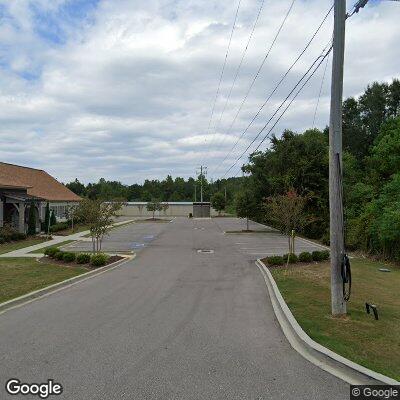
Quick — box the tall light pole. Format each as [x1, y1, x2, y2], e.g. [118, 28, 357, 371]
[329, 0, 347, 316]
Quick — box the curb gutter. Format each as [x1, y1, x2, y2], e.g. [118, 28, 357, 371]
[256, 259, 399, 386]
[0, 254, 135, 316]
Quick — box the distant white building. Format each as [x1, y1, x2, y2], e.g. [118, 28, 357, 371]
[119, 202, 217, 218]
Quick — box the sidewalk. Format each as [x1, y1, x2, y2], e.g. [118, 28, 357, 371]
[0, 220, 135, 258]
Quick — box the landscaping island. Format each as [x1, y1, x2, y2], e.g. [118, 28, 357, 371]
[268, 258, 400, 381]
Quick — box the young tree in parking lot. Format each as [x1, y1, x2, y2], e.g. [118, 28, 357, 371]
[235, 189, 259, 231]
[264, 189, 308, 255]
[146, 200, 168, 220]
[211, 192, 226, 216]
[76, 199, 122, 253]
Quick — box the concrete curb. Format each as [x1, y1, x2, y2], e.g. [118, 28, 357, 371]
[256, 259, 399, 386]
[0, 254, 135, 316]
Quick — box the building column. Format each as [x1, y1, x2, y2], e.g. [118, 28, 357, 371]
[0, 200, 3, 228]
[18, 203, 26, 234]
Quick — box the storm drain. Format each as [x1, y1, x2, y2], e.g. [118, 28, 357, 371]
[197, 249, 214, 254]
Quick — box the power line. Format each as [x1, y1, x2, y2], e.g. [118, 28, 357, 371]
[202, 0, 242, 157]
[231, 47, 333, 178]
[214, 0, 296, 155]
[223, 42, 333, 177]
[210, 4, 333, 177]
[312, 52, 330, 128]
[210, 0, 267, 148]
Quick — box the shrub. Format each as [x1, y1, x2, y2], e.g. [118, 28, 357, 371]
[90, 253, 109, 267]
[62, 252, 76, 262]
[44, 247, 59, 257]
[283, 253, 298, 264]
[50, 222, 69, 233]
[312, 251, 330, 261]
[76, 253, 91, 264]
[320, 250, 330, 260]
[266, 255, 284, 266]
[0, 227, 26, 242]
[54, 251, 64, 261]
[298, 252, 313, 262]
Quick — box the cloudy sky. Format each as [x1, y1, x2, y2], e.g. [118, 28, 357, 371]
[0, 0, 399, 184]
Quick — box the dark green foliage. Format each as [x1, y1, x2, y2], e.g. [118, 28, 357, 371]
[283, 253, 298, 264]
[65, 176, 244, 212]
[66, 178, 86, 196]
[62, 252, 76, 262]
[49, 222, 69, 233]
[76, 253, 91, 264]
[244, 129, 329, 238]
[320, 250, 330, 260]
[44, 202, 50, 232]
[266, 256, 284, 266]
[235, 188, 261, 228]
[27, 202, 37, 236]
[0, 227, 27, 242]
[50, 210, 57, 226]
[211, 192, 226, 214]
[298, 252, 313, 262]
[90, 253, 109, 267]
[54, 251, 64, 260]
[44, 247, 59, 257]
[312, 251, 329, 261]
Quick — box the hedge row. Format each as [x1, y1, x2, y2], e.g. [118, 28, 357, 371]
[266, 250, 330, 266]
[49, 222, 69, 233]
[44, 247, 109, 267]
[0, 228, 27, 244]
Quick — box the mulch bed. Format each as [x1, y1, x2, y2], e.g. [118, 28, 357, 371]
[38, 255, 124, 270]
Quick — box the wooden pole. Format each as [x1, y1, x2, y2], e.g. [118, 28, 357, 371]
[329, 0, 347, 315]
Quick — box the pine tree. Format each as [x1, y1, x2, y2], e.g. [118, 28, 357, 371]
[27, 201, 37, 236]
[50, 210, 57, 226]
[44, 202, 50, 232]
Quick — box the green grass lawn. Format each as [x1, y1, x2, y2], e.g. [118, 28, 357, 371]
[270, 258, 400, 381]
[29, 240, 77, 254]
[0, 258, 87, 304]
[0, 237, 49, 255]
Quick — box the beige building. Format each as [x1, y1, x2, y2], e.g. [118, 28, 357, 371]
[0, 162, 81, 233]
[119, 202, 218, 218]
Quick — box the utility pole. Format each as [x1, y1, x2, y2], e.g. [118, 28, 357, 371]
[196, 166, 207, 203]
[329, 0, 347, 316]
[194, 185, 197, 202]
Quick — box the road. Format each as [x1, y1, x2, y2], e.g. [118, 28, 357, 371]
[0, 217, 348, 399]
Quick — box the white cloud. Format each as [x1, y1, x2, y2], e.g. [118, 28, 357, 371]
[1, 0, 399, 183]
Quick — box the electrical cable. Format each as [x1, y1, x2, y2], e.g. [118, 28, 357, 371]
[223, 42, 333, 177]
[210, 0, 267, 148]
[312, 51, 330, 128]
[215, 0, 296, 154]
[210, 4, 333, 176]
[202, 0, 243, 157]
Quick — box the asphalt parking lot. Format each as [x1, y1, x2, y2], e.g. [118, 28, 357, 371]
[0, 217, 346, 400]
[63, 219, 172, 254]
[214, 217, 327, 259]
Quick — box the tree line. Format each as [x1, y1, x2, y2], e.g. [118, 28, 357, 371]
[66, 175, 243, 210]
